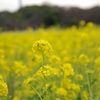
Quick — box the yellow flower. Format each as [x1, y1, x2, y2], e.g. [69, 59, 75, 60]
[45, 83, 56, 91]
[56, 88, 67, 96]
[23, 77, 35, 87]
[61, 63, 74, 76]
[87, 22, 94, 28]
[79, 54, 89, 66]
[95, 57, 100, 66]
[32, 40, 53, 54]
[0, 74, 3, 80]
[81, 91, 89, 100]
[36, 65, 59, 77]
[71, 83, 80, 93]
[60, 79, 72, 89]
[75, 74, 83, 80]
[0, 49, 4, 59]
[0, 80, 8, 97]
[81, 33, 89, 41]
[79, 20, 86, 26]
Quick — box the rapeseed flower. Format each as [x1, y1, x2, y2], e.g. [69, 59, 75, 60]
[75, 74, 83, 80]
[23, 77, 35, 87]
[95, 57, 100, 66]
[79, 54, 89, 66]
[61, 63, 74, 76]
[0, 49, 4, 59]
[56, 88, 67, 96]
[32, 40, 53, 54]
[0, 80, 8, 97]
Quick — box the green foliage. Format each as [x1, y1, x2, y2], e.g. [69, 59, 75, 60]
[0, 5, 100, 30]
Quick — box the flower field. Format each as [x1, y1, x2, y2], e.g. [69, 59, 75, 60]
[0, 23, 100, 100]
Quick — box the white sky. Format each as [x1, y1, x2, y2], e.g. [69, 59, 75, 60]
[0, 0, 100, 12]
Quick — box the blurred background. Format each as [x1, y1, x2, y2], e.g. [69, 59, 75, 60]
[0, 0, 100, 31]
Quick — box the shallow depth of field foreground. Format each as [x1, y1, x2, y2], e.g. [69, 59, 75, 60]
[0, 23, 100, 100]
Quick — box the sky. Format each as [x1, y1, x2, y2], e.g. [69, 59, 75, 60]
[0, 0, 100, 12]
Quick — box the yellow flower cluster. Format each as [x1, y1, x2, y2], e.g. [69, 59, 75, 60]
[75, 74, 83, 80]
[35, 65, 59, 78]
[61, 63, 74, 77]
[23, 77, 35, 87]
[95, 57, 100, 66]
[56, 87, 67, 96]
[79, 54, 89, 66]
[32, 40, 53, 54]
[0, 49, 4, 59]
[0, 80, 8, 97]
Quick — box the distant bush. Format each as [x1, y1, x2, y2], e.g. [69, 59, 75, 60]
[0, 5, 100, 30]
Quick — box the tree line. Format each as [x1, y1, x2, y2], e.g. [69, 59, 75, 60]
[0, 5, 100, 30]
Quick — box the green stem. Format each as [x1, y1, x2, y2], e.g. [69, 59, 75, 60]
[93, 41, 100, 61]
[31, 85, 43, 100]
[85, 67, 93, 100]
[0, 60, 5, 81]
[41, 51, 45, 67]
[41, 51, 46, 78]
[41, 51, 48, 99]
